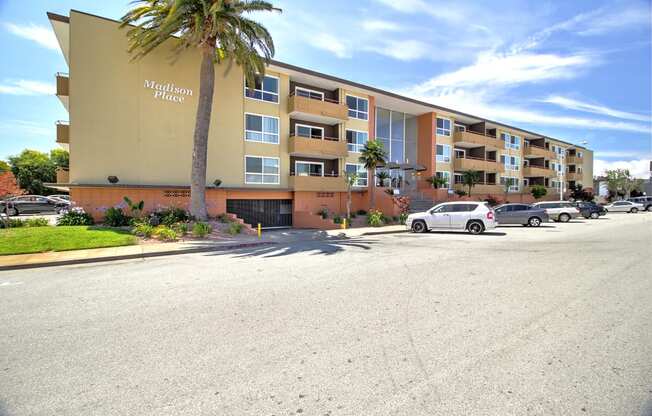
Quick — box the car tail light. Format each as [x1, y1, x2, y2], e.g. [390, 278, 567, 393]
[486, 211, 494, 220]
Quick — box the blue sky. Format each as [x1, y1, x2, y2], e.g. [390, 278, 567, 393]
[0, 0, 650, 176]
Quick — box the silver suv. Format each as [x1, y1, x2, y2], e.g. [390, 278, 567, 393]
[531, 201, 581, 222]
[406, 202, 497, 234]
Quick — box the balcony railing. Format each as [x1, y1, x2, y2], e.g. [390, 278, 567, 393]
[289, 172, 346, 192]
[453, 130, 500, 148]
[56, 72, 69, 96]
[453, 156, 504, 173]
[288, 92, 348, 123]
[524, 144, 557, 159]
[56, 120, 69, 144]
[56, 167, 69, 183]
[453, 183, 503, 194]
[523, 165, 555, 177]
[566, 172, 582, 181]
[289, 133, 348, 159]
[566, 155, 582, 165]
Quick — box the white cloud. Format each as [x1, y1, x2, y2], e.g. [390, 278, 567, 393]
[0, 120, 52, 137]
[3, 22, 59, 50]
[595, 150, 652, 159]
[365, 40, 430, 61]
[308, 33, 351, 59]
[542, 96, 651, 123]
[361, 20, 403, 32]
[0, 79, 55, 96]
[594, 159, 651, 178]
[373, 0, 467, 23]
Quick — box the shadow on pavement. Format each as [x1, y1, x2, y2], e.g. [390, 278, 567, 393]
[203, 235, 376, 258]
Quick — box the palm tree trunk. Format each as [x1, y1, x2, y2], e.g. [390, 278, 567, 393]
[190, 46, 215, 220]
[347, 188, 352, 220]
[369, 168, 375, 209]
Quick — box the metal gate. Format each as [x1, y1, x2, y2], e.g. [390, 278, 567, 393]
[226, 199, 293, 228]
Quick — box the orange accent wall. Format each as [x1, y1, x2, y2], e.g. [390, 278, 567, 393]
[417, 112, 436, 189]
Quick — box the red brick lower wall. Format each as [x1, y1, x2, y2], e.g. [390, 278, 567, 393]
[419, 188, 561, 204]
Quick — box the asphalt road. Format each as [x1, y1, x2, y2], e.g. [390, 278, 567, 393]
[1, 214, 651, 416]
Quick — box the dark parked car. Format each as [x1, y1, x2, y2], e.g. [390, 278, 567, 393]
[574, 201, 606, 219]
[494, 203, 549, 227]
[1, 195, 69, 216]
[627, 196, 652, 212]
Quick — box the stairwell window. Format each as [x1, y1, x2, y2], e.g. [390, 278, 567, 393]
[245, 156, 279, 184]
[436, 117, 451, 136]
[501, 133, 521, 150]
[436, 144, 451, 163]
[436, 171, 451, 188]
[244, 75, 279, 103]
[500, 176, 520, 192]
[501, 155, 520, 171]
[346, 95, 368, 120]
[345, 163, 368, 187]
[245, 113, 279, 144]
[346, 129, 368, 153]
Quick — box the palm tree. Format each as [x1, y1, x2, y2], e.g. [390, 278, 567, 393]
[375, 170, 390, 187]
[358, 141, 387, 209]
[426, 175, 448, 189]
[503, 177, 513, 201]
[343, 171, 358, 221]
[462, 170, 481, 197]
[121, 0, 280, 220]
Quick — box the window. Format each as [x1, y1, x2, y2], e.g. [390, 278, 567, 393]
[501, 155, 520, 171]
[245, 114, 279, 144]
[500, 176, 520, 192]
[436, 144, 451, 163]
[346, 95, 368, 120]
[245, 75, 279, 103]
[454, 123, 466, 132]
[436, 171, 451, 188]
[454, 149, 465, 159]
[452, 204, 478, 212]
[295, 161, 324, 177]
[295, 87, 324, 100]
[295, 123, 323, 139]
[431, 204, 454, 213]
[245, 156, 279, 184]
[346, 130, 368, 153]
[345, 163, 368, 186]
[577, 151, 583, 158]
[501, 133, 521, 150]
[614, 201, 629, 206]
[436, 117, 451, 136]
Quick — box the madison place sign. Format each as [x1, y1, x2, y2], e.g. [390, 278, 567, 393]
[144, 80, 193, 103]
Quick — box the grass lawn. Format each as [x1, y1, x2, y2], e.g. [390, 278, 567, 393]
[0, 226, 138, 256]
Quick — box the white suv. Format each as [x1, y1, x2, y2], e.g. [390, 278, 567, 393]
[406, 202, 497, 234]
[531, 201, 580, 222]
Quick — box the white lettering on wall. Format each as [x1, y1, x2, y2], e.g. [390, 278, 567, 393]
[143, 80, 193, 104]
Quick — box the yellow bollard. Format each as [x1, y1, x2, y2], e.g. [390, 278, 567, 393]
[341, 218, 347, 229]
[257, 223, 262, 239]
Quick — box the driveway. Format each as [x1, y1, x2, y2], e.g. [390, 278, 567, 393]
[1, 214, 651, 415]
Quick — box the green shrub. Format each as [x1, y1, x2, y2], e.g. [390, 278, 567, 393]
[192, 222, 212, 237]
[399, 212, 408, 225]
[0, 217, 49, 228]
[151, 207, 190, 226]
[217, 213, 230, 223]
[318, 208, 328, 219]
[454, 190, 467, 197]
[333, 215, 342, 224]
[104, 207, 131, 227]
[356, 209, 367, 215]
[24, 217, 50, 227]
[171, 222, 189, 235]
[0, 218, 24, 228]
[57, 207, 94, 226]
[227, 222, 242, 235]
[367, 210, 384, 227]
[132, 223, 155, 238]
[349, 212, 357, 219]
[530, 184, 548, 199]
[153, 225, 178, 241]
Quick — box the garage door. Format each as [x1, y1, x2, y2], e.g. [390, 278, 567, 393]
[226, 199, 293, 228]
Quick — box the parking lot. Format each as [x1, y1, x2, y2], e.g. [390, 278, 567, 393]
[1, 213, 651, 415]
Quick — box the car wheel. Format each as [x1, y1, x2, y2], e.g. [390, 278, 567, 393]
[590, 212, 599, 219]
[411, 220, 428, 233]
[559, 213, 571, 223]
[630, 208, 638, 213]
[646, 206, 652, 212]
[467, 221, 484, 235]
[528, 217, 542, 227]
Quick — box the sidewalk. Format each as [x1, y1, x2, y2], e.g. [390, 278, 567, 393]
[325, 224, 408, 238]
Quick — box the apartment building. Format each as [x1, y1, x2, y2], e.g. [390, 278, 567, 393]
[47, 10, 593, 228]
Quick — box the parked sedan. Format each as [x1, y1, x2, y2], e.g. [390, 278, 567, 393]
[604, 200, 644, 213]
[0, 195, 69, 216]
[627, 196, 652, 211]
[406, 202, 496, 234]
[531, 201, 581, 222]
[574, 201, 607, 219]
[494, 203, 549, 227]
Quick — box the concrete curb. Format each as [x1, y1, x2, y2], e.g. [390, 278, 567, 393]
[360, 229, 409, 236]
[0, 241, 275, 272]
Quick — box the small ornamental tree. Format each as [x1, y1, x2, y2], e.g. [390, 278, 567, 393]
[530, 184, 547, 199]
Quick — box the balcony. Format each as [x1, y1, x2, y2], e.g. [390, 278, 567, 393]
[524, 145, 556, 159]
[289, 173, 347, 192]
[566, 155, 582, 165]
[454, 156, 504, 173]
[56, 167, 69, 183]
[523, 166, 555, 177]
[289, 134, 348, 159]
[566, 172, 582, 181]
[454, 183, 503, 194]
[56, 72, 69, 111]
[453, 130, 500, 149]
[56, 120, 69, 144]
[288, 93, 348, 124]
